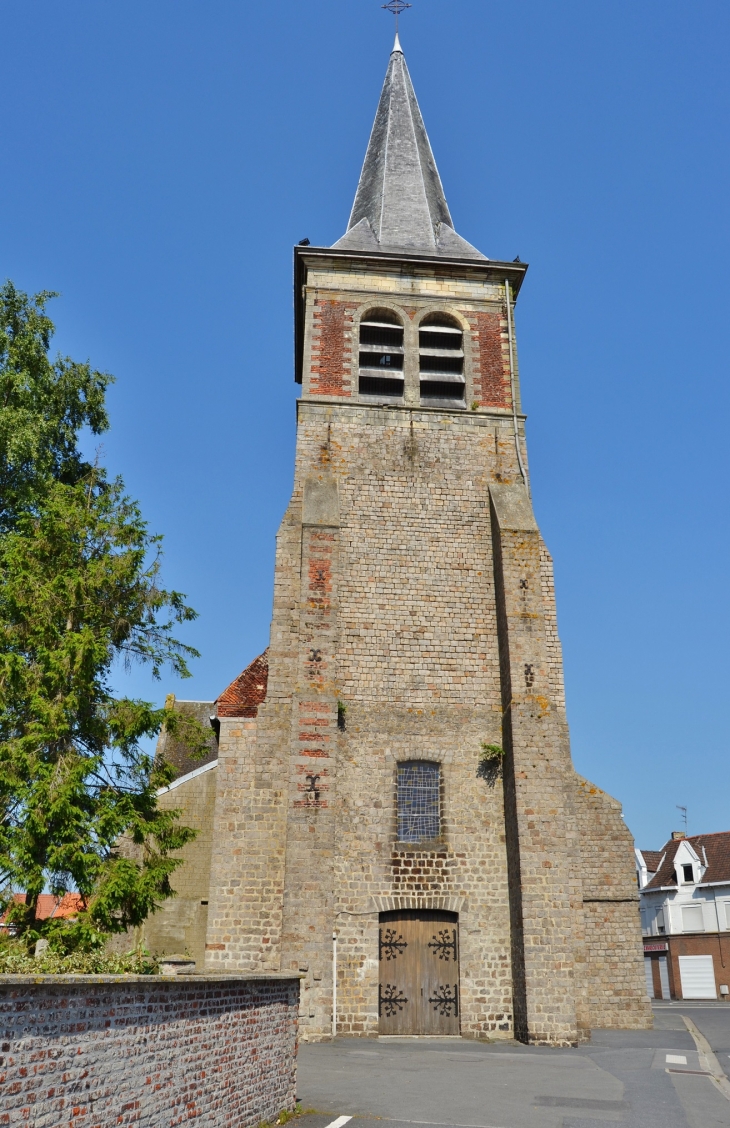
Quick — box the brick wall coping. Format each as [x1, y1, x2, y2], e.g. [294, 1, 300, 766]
[0, 971, 303, 986]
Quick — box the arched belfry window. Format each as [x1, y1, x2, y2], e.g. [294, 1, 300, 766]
[419, 315, 465, 404]
[397, 761, 441, 843]
[358, 310, 404, 399]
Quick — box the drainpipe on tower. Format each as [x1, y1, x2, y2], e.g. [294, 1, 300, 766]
[505, 279, 529, 493]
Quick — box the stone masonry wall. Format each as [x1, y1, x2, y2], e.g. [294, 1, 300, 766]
[205, 496, 305, 975]
[572, 775, 653, 1029]
[294, 404, 516, 1041]
[141, 764, 217, 968]
[538, 542, 567, 716]
[0, 974, 299, 1128]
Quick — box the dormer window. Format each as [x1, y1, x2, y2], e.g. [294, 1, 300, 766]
[419, 315, 465, 404]
[682, 863, 694, 884]
[359, 310, 404, 399]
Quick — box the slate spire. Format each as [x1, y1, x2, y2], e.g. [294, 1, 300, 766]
[333, 37, 485, 259]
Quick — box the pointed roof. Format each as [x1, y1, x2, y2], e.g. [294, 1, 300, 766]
[333, 38, 486, 260]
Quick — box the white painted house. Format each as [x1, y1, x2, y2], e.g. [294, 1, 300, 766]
[636, 831, 730, 1001]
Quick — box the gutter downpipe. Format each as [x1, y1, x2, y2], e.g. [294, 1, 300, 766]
[505, 279, 529, 492]
[332, 931, 337, 1040]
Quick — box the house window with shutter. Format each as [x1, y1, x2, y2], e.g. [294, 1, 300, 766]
[682, 904, 705, 933]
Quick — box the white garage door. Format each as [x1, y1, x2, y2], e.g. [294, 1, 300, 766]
[678, 955, 716, 999]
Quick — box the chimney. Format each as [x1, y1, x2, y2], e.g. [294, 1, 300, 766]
[672, 831, 686, 840]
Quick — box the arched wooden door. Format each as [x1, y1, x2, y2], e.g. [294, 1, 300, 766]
[378, 910, 460, 1035]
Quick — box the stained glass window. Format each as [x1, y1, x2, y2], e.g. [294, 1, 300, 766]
[397, 761, 440, 842]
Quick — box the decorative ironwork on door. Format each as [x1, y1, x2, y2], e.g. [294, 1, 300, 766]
[428, 928, 457, 961]
[429, 984, 459, 1017]
[380, 928, 408, 961]
[379, 983, 408, 1017]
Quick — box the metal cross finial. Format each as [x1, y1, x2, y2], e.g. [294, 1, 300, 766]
[382, 0, 412, 34]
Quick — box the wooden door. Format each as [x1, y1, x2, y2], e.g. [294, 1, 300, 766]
[378, 910, 460, 1035]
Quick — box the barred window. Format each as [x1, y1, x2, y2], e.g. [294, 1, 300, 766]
[397, 761, 441, 843]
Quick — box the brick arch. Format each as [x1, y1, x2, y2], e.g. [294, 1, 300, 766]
[413, 306, 471, 333]
[353, 299, 409, 326]
[368, 895, 467, 914]
[394, 750, 447, 762]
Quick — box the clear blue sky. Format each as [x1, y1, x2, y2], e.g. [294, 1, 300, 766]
[2, 1, 728, 850]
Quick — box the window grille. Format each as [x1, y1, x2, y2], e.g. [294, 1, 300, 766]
[397, 761, 440, 842]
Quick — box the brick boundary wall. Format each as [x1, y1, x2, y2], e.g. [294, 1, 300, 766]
[0, 973, 300, 1128]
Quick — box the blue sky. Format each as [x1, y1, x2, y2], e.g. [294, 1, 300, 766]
[1, 1, 728, 850]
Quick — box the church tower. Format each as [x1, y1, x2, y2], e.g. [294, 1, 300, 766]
[202, 37, 652, 1044]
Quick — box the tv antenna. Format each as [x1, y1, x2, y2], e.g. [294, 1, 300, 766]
[676, 805, 688, 834]
[382, 0, 412, 35]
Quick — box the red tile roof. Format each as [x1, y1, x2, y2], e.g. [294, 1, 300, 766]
[644, 832, 730, 890]
[1, 892, 85, 924]
[215, 650, 269, 718]
[638, 850, 664, 872]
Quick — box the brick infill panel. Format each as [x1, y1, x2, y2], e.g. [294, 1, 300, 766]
[470, 311, 511, 409]
[310, 300, 356, 397]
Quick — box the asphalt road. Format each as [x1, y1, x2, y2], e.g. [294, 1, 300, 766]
[295, 1003, 730, 1128]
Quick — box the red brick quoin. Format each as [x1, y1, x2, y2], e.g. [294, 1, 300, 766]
[309, 300, 356, 396]
[470, 311, 511, 409]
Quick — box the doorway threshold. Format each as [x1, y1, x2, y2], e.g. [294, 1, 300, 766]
[378, 1035, 463, 1041]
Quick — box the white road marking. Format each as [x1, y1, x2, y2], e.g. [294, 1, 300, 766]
[666, 1054, 688, 1065]
[323, 1117, 353, 1128]
[681, 1015, 730, 1102]
[362, 1121, 509, 1128]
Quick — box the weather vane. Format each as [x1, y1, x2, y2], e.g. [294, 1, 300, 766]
[382, 0, 412, 34]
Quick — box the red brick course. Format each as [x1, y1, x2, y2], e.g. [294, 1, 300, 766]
[0, 975, 298, 1128]
[309, 301, 355, 397]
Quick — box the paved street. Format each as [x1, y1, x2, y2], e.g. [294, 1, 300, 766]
[296, 1004, 730, 1128]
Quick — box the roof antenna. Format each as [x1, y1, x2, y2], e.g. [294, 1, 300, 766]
[676, 805, 688, 835]
[382, 0, 412, 50]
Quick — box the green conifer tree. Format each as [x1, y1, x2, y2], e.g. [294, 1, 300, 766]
[0, 282, 206, 949]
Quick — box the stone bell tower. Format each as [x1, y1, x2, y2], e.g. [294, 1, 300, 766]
[203, 35, 652, 1044]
